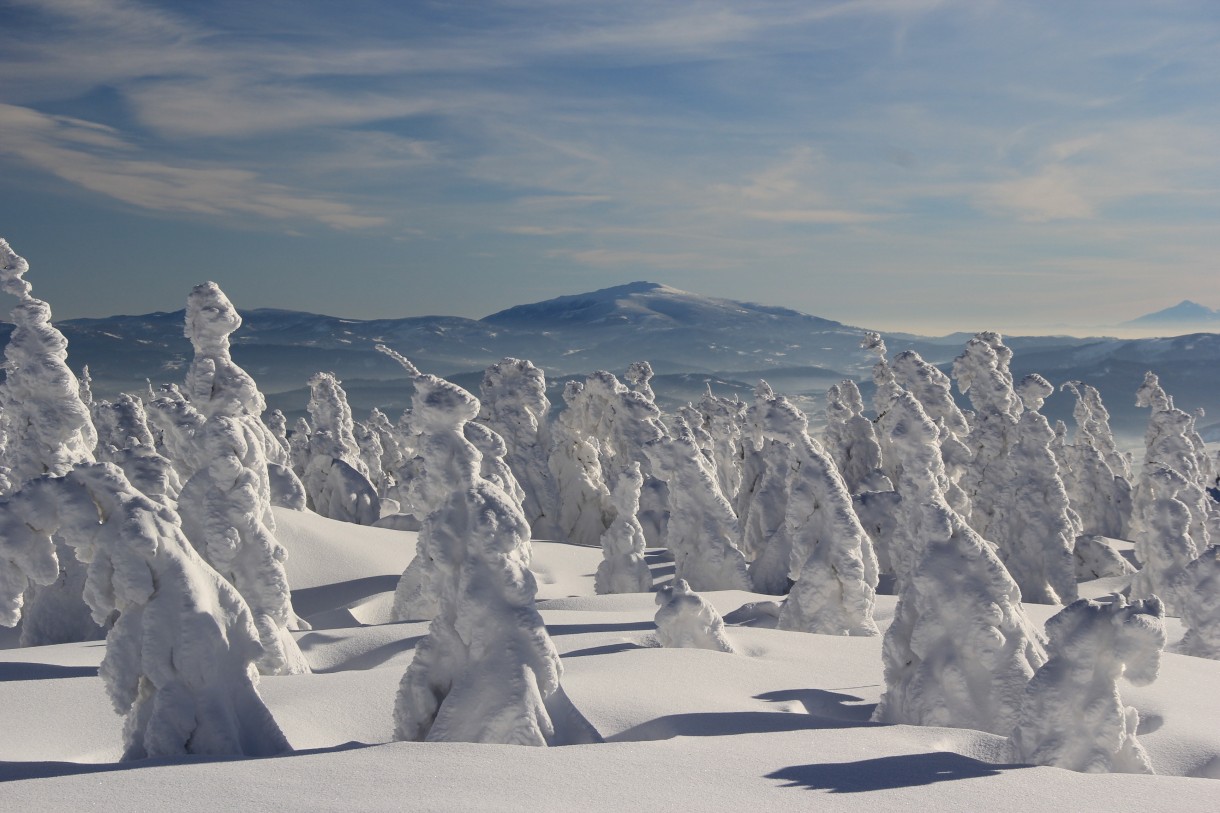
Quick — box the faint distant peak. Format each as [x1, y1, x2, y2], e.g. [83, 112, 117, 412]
[1124, 299, 1220, 326]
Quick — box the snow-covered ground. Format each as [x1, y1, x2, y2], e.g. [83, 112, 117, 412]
[2, 508, 1217, 810]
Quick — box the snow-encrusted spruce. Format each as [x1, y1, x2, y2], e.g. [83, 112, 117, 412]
[595, 462, 652, 594]
[753, 392, 878, 636]
[1175, 545, 1220, 658]
[1012, 596, 1165, 774]
[1057, 382, 1132, 539]
[874, 391, 1047, 735]
[0, 238, 103, 646]
[548, 381, 613, 547]
[303, 371, 380, 525]
[654, 579, 734, 652]
[644, 417, 751, 592]
[1130, 464, 1199, 615]
[953, 333, 1077, 604]
[624, 360, 656, 404]
[822, 379, 886, 496]
[145, 384, 207, 481]
[288, 416, 311, 478]
[0, 463, 291, 760]
[464, 420, 527, 512]
[174, 282, 310, 675]
[479, 357, 561, 539]
[92, 392, 182, 508]
[353, 419, 387, 494]
[862, 332, 905, 487]
[387, 359, 564, 746]
[735, 381, 794, 593]
[367, 407, 410, 486]
[696, 384, 747, 503]
[1133, 372, 1213, 549]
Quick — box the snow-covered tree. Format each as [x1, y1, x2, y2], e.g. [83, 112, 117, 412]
[1057, 382, 1132, 539]
[353, 419, 388, 494]
[288, 416, 311, 478]
[1012, 596, 1165, 774]
[751, 392, 878, 635]
[654, 579, 734, 652]
[145, 384, 207, 481]
[874, 391, 1046, 735]
[1175, 545, 1220, 659]
[547, 381, 613, 548]
[953, 333, 1076, 604]
[0, 463, 291, 760]
[696, 384, 746, 503]
[479, 357, 560, 539]
[1130, 464, 1199, 615]
[644, 418, 751, 592]
[302, 371, 380, 524]
[174, 281, 309, 675]
[822, 379, 886, 495]
[464, 420, 526, 512]
[594, 462, 652, 594]
[389, 361, 565, 746]
[92, 393, 182, 507]
[624, 360, 656, 403]
[0, 238, 103, 646]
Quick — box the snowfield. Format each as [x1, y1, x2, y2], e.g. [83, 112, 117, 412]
[2, 508, 1219, 810]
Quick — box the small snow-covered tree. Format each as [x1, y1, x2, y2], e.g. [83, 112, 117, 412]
[1130, 464, 1199, 615]
[389, 361, 564, 746]
[302, 371, 380, 524]
[548, 381, 613, 547]
[654, 579, 734, 652]
[480, 357, 561, 539]
[0, 463, 291, 760]
[0, 238, 103, 646]
[874, 391, 1046, 735]
[696, 384, 746, 502]
[1057, 382, 1132, 539]
[822, 380, 886, 495]
[595, 462, 652, 594]
[644, 418, 751, 592]
[145, 384, 207, 481]
[1176, 545, 1220, 658]
[92, 393, 182, 507]
[174, 281, 309, 675]
[624, 360, 656, 403]
[953, 333, 1076, 604]
[464, 420, 526, 512]
[1012, 596, 1165, 774]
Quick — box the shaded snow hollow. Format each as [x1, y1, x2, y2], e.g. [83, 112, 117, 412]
[2, 509, 1219, 810]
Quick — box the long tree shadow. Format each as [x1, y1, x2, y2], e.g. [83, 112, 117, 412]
[561, 642, 645, 658]
[0, 741, 375, 783]
[767, 752, 1031, 793]
[290, 575, 401, 617]
[609, 710, 879, 743]
[301, 633, 426, 674]
[0, 662, 98, 682]
[755, 688, 877, 723]
[545, 620, 656, 636]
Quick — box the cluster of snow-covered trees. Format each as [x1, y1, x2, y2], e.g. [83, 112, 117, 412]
[1, 236, 1218, 775]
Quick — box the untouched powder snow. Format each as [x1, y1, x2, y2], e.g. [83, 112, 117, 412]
[4, 507, 1220, 811]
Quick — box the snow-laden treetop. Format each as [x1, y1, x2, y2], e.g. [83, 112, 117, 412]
[183, 281, 263, 419]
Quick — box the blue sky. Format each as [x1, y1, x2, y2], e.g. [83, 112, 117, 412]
[1, 0, 1217, 334]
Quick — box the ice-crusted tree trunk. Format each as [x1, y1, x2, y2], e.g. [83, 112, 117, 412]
[751, 393, 878, 636]
[654, 579, 734, 652]
[645, 418, 751, 592]
[547, 381, 613, 547]
[874, 391, 1047, 735]
[1058, 382, 1132, 539]
[1012, 596, 1165, 774]
[595, 462, 652, 594]
[174, 282, 309, 676]
[822, 379, 887, 496]
[303, 371, 380, 524]
[479, 358, 559, 539]
[0, 463, 291, 760]
[388, 364, 566, 746]
[953, 334, 1077, 604]
[0, 238, 104, 646]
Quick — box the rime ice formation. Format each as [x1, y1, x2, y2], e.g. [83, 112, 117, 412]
[874, 391, 1047, 735]
[0, 239, 103, 646]
[1057, 382, 1132, 539]
[289, 416, 312, 478]
[1176, 545, 1220, 658]
[303, 372, 380, 524]
[644, 419, 751, 592]
[595, 463, 652, 595]
[862, 332, 904, 485]
[0, 463, 291, 760]
[145, 384, 207, 481]
[464, 421, 527, 513]
[740, 438, 794, 594]
[389, 361, 564, 746]
[953, 332, 1077, 605]
[1130, 465, 1199, 615]
[353, 420, 387, 493]
[1134, 372, 1213, 550]
[1012, 596, 1165, 774]
[174, 282, 309, 675]
[654, 579, 735, 652]
[1073, 535, 1135, 581]
[751, 392, 878, 636]
[696, 384, 746, 503]
[548, 381, 614, 548]
[822, 380, 886, 496]
[92, 393, 182, 507]
[624, 360, 656, 403]
[479, 358, 560, 539]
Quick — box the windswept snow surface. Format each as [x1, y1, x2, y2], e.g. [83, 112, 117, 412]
[2, 509, 1220, 809]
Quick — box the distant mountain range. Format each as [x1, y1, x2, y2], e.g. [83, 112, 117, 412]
[3, 281, 1218, 442]
[1123, 300, 1220, 329]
